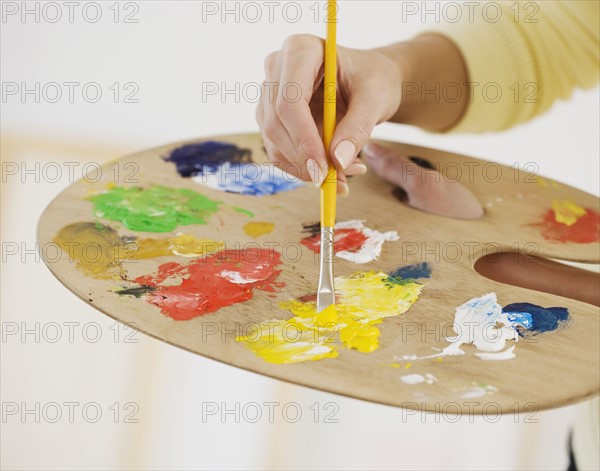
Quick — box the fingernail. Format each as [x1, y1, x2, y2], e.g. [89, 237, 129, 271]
[306, 159, 327, 187]
[347, 162, 367, 175]
[338, 181, 349, 197]
[334, 140, 356, 169]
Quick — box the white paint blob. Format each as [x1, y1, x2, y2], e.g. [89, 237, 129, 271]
[219, 270, 260, 284]
[400, 293, 521, 362]
[401, 373, 438, 385]
[334, 220, 399, 264]
[474, 345, 516, 361]
[461, 384, 499, 399]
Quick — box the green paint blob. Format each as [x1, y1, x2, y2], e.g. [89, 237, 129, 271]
[233, 206, 255, 218]
[88, 185, 224, 232]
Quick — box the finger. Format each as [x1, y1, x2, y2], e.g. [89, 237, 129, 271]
[259, 54, 300, 169]
[276, 35, 328, 185]
[262, 134, 304, 179]
[336, 171, 349, 197]
[329, 86, 382, 171]
[344, 160, 367, 176]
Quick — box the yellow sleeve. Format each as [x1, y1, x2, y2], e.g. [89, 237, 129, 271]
[429, 0, 599, 133]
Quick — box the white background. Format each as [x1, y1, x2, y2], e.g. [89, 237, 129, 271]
[2, 1, 599, 470]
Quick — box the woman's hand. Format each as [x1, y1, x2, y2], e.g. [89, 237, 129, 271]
[255, 34, 403, 195]
[256, 34, 470, 196]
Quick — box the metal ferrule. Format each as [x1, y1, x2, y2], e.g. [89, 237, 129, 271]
[317, 226, 335, 311]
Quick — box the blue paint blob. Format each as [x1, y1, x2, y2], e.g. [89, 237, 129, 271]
[165, 141, 252, 177]
[503, 302, 570, 336]
[389, 262, 432, 280]
[505, 311, 533, 330]
[195, 162, 304, 196]
[165, 141, 303, 196]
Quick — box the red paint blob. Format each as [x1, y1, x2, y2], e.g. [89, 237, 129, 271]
[135, 248, 283, 320]
[301, 228, 368, 253]
[537, 208, 600, 243]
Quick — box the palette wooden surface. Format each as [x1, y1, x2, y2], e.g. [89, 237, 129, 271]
[37, 133, 600, 413]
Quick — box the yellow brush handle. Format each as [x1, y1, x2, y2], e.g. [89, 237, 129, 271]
[320, 0, 337, 229]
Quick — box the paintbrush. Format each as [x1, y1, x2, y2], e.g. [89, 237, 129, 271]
[317, 0, 337, 312]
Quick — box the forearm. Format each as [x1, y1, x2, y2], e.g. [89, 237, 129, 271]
[374, 34, 469, 132]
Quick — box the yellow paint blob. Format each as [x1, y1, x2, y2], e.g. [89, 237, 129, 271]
[54, 222, 126, 280]
[237, 271, 423, 364]
[53, 222, 223, 280]
[552, 200, 587, 226]
[134, 234, 223, 258]
[244, 221, 275, 238]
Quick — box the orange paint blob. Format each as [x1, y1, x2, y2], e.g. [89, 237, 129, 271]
[537, 207, 600, 243]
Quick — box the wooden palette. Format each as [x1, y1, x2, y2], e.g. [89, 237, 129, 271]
[37, 133, 600, 413]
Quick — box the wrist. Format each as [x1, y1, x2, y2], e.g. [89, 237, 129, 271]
[374, 34, 470, 132]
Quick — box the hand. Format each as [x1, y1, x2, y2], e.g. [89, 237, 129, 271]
[256, 34, 403, 195]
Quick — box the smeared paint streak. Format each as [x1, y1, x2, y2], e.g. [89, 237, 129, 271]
[534, 202, 600, 243]
[233, 206, 255, 218]
[389, 262, 431, 280]
[115, 286, 155, 298]
[88, 185, 230, 232]
[401, 293, 570, 362]
[503, 302, 569, 336]
[300, 220, 399, 264]
[244, 221, 275, 238]
[237, 268, 424, 364]
[53, 222, 223, 280]
[132, 248, 283, 320]
[401, 373, 437, 385]
[165, 141, 303, 195]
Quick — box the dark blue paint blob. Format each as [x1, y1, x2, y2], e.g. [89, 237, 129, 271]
[389, 262, 432, 280]
[165, 141, 252, 177]
[503, 302, 570, 336]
